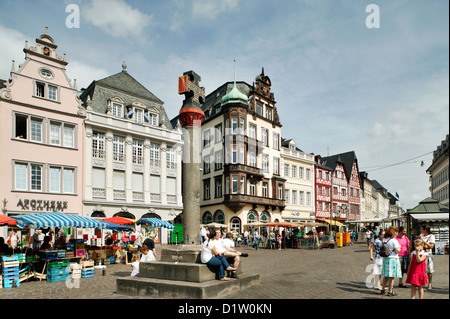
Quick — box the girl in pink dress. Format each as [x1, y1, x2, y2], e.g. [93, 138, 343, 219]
[406, 239, 429, 299]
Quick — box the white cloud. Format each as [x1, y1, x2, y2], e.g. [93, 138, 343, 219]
[82, 0, 153, 39]
[192, 0, 238, 19]
[0, 25, 27, 81]
[65, 60, 109, 91]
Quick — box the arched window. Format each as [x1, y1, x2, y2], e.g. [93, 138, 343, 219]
[230, 217, 241, 234]
[114, 211, 136, 219]
[142, 212, 161, 219]
[91, 211, 106, 218]
[214, 210, 225, 224]
[260, 211, 270, 223]
[202, 211, 213, 224]
[247, 211, 258, 224]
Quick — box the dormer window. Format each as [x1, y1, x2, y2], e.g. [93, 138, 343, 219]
[112, 102, 123, 117]
[134, 108, 144, 124]
[147, 112, 158, 126]
[108, 97, 124, 118]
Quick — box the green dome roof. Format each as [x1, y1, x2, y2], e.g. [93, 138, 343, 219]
[221, 82, 248, 106]
[221, 59, 249, 106]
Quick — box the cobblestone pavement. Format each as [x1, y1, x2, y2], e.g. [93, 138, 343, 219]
[0, 243, 448, 300]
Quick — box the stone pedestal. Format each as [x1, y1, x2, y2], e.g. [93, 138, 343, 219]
[116, 245, 259, 299]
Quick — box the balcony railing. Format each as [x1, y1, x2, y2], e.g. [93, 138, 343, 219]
[224, 164, 264, 178]
[224, 193, 286, 212]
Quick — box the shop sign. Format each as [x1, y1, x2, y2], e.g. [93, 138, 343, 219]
[17, 199, 68, 212]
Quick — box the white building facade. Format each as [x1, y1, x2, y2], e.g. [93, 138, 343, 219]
[281, 139, 316, 223]
[80, 64, 183, 243]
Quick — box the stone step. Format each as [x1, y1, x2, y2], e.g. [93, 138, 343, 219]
[116, 273, 260, 299]
[140, 261, 242, 283]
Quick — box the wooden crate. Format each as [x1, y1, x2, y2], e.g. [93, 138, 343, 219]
[80, 260, 94, 268]
[2, 261, 20, 268]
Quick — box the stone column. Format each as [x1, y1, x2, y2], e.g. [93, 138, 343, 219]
[182, 125, 202, 245]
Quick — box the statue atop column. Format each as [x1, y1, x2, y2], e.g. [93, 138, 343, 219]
[178, 71, 205, 245]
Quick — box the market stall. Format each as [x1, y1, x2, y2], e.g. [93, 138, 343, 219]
[0, 212, 123, 287]
[406, 198, 449, 254]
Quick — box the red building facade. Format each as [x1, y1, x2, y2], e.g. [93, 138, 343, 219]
[314, 155, 332, 219]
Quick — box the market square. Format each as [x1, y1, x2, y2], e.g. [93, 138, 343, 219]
[0, 0, 448, 303]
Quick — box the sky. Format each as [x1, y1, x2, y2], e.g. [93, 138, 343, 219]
[0, 0, 448, 210]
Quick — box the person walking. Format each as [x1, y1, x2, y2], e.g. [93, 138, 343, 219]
[253, 229, 260, 250]
[243, 229, 249, 247]
[380, 227, 402, 297]
[406, 239, 429, 299]
[419, 225, 436, 290]
[369, 230, 385, 291]
[396, 226, 411, 288]
[365, 228, 373, 247]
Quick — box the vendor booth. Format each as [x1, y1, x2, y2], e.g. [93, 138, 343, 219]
[0, 212, 125, 288]
[406, 198, 449, 254]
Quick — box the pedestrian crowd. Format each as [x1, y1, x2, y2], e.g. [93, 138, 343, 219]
[368, 224, 436, 299]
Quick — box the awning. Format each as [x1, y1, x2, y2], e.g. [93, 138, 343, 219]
[137, 218, 174, 230]
[102, 217, 136, 225]
[323, 219, 345, 226]
[101, 221, 132, 230]
[265, 222, 295, 227]
[12, 212, 111, 229]
[409, 213, 449, 222]
[0, 215, 27, 228]
[201, 222, 229, 229]
[346, 218, 383, 224]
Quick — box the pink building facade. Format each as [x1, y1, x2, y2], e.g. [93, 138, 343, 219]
[0, 29, 85, 220]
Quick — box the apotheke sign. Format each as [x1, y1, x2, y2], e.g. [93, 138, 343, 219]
[17, 199, 68, 212]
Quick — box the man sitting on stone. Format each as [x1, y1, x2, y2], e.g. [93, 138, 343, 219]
[220, 232, 248, 279]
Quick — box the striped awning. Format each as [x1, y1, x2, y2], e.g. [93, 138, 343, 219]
[12, 212, 110, 229]
[136, 218, 174, 230]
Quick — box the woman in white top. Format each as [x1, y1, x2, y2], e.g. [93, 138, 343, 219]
[380, 227, 402, 297]
[420, 225, 436, 290]
[140, 245, 156, 262]
[201, 230, 236, 281]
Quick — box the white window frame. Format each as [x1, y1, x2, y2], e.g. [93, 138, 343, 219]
[133, 139, 143, 164]
[92, 132, 105, 159]
[49, 122, 61, 146]
[113, 135, 125, 162]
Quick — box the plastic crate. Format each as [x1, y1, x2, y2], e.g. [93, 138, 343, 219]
[47, 273, 70, 282]
[48, 260, 70, 268]
[2, 266, 19, 275]
[81, 269, 94, 277]
[0, 255, 19, 262]
[3, 276, 20, 288]
[47, 266, 70, 276]
[25, 255, 37, 262]
[57, 250, 66, 258]
[75, 249, 85, 257]
[65, 243, 75, 251]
